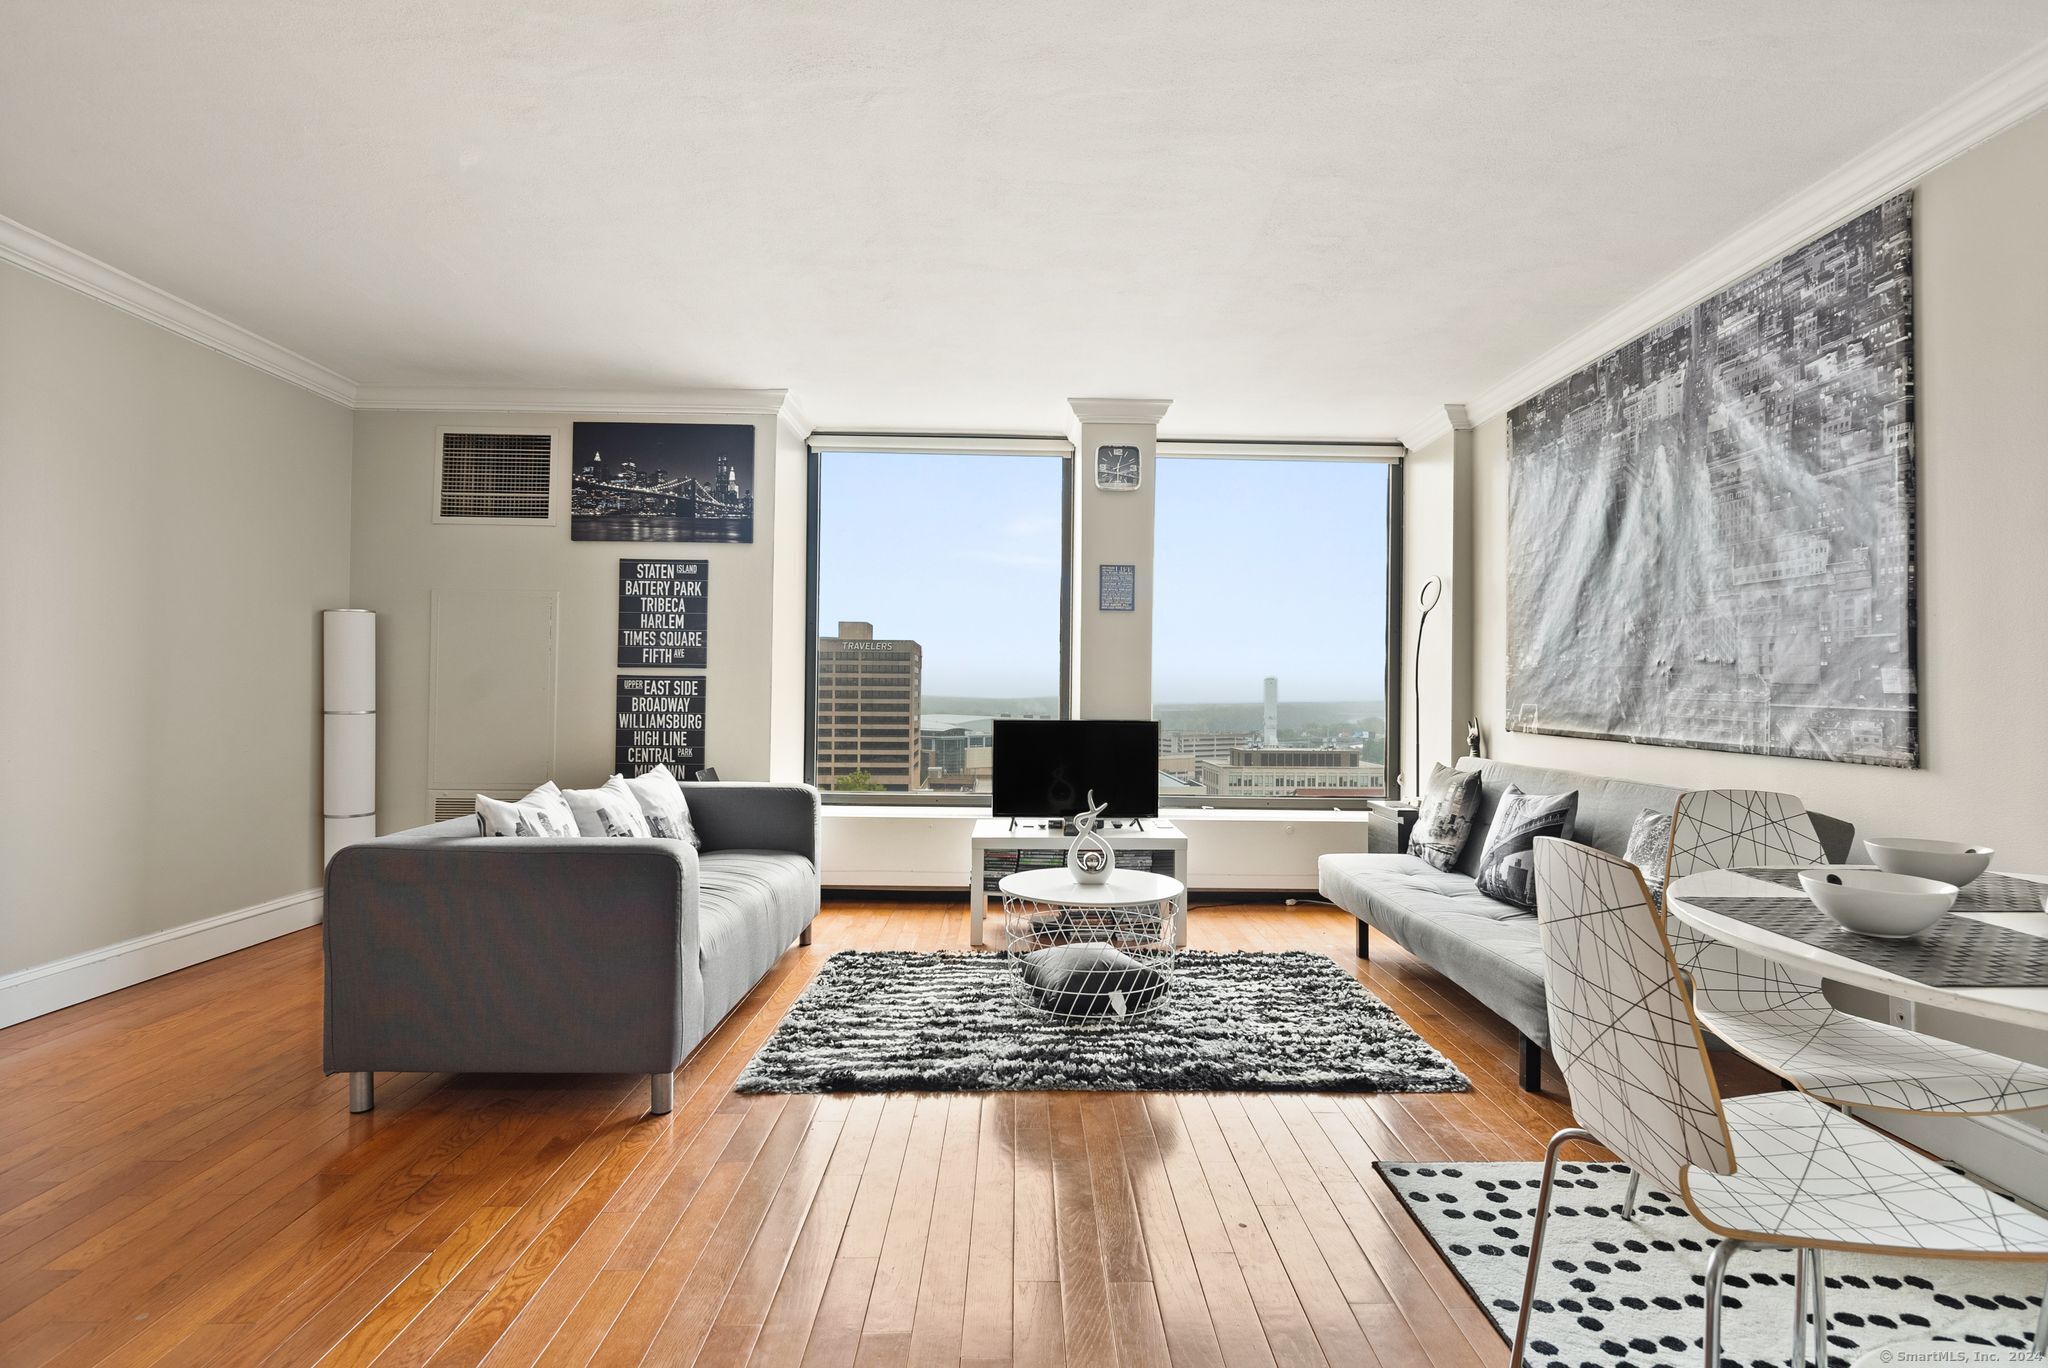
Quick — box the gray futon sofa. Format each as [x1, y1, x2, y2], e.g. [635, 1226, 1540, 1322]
[324, 781, 819, 1115]
[1318, 758, 1851, 1091]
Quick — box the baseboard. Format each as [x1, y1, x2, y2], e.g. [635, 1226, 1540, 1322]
[0, 888, 324, 1029]
[824, 873, 966, 891]
[1860, 1108, 2048, 1208]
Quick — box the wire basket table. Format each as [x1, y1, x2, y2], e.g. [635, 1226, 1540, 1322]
[998, 867, 1187, 1020]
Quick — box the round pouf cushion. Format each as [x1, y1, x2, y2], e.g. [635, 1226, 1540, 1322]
[1019, 943, 1168, 1017]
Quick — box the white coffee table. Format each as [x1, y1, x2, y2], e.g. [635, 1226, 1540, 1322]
[969, 817, 1187, 947]
[998, 867, 1187, 945]
[999, 867, 1187, 1018]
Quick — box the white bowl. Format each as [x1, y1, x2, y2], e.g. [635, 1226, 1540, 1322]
[1864, 836, 1994, 888]
[1800, 867, 1958, 939]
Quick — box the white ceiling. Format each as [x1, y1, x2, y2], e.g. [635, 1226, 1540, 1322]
[5, 1, 2048, 436]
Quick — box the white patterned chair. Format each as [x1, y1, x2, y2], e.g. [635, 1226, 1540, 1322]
[1655, 790, 2048, 1149]
[1520, 836, 2048, 1368]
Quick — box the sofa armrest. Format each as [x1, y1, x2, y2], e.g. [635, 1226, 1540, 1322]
[323, 835, 702, 1077]
[678, 782, 819, 863]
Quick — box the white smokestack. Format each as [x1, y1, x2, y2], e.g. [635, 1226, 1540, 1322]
[1262, 677, 1279, 747]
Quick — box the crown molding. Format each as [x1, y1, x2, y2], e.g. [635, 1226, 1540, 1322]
[0, 213, 358, 407]
[351, 384, 796, 419]
[1400, 402, 1468, 453]
[1066, 397, 1174, 426]
[774, 391, 813, 444]
[0, 216, 818, 421]
[1397, 37, 2048, 444]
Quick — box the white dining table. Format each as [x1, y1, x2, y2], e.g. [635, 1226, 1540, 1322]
[1665, 866, 2048, 1032]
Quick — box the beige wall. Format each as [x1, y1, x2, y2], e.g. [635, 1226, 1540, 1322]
[1461, 111, 2048, 871]
[1404, 109, 2048, 1196]
[349, 408, 806, 833]
[0, 263, 354, 975]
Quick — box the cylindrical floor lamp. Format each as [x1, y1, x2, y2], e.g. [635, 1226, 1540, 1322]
[1409, 576, 1442, 801]
[323, 610, 377, 866]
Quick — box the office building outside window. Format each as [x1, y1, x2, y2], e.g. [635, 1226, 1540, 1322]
[813, 622, 923, 792]
[809, 446, 1068, 797]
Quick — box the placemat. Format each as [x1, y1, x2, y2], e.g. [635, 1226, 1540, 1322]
[1682, 896, 2048, 987]
[1729, 866, 2048, 912]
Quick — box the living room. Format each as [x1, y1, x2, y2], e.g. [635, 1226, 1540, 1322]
[5, 5, 2048, 1366]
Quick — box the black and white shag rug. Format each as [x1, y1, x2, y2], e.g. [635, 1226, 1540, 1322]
[734, 950, 1469, 1094]
[1377, 1159, 2047, 1368]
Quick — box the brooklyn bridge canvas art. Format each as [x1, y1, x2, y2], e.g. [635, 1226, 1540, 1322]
[570, 421, 756, 543]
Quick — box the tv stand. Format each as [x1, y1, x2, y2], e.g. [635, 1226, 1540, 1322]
[969, 816, 1186, 947]
[1001, 815, 1149, 836]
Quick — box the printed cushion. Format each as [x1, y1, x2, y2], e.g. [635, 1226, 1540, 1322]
[624, 764, 700, 848]
[1019, 944, 1168, 1017]
[561, 774, 653, 839]
[1624, 806, 1676, 907]
[1410, 763, 1482, 872]
[1474, 785, 1579, 910]
[475, 781, 579, 839]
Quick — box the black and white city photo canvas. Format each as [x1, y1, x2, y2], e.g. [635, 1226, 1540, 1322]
[570, 421, 755, 542]
[1506, 193, 1917, 767]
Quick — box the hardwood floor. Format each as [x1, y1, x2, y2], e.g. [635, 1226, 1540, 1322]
[0, 900, 1762, 1367]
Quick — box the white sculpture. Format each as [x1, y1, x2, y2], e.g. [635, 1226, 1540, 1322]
[1066, 790, 1114, 885]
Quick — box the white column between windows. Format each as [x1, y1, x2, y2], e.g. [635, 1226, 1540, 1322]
[1067, 398, 1170, 720]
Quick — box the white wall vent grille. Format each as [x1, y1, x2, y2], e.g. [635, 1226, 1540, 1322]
[432, 793, 478, 823]
[435, 429, 555, 523]
[431, 790, 528, 825]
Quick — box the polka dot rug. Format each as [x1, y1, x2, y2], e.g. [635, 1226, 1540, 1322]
[1375, 1159, 2047, 1368]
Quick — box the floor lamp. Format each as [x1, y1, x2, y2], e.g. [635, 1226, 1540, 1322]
[1408, 576, 1442, 800]
[323, 609, 377, 866]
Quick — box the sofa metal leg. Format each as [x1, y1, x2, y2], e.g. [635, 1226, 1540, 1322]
[1519, 1036, 1543, 1092]
[1355, 920, 1370, 959]
[799, 926, 813, 947]
[650, 1072, 674, 1115]
[348, 1072, 374, 1114]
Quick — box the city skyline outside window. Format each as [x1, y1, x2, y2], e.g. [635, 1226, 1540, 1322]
[812, 449, 1064, 793]
[809, 446, 1392, 801]
[1152, 456, 1391, 801]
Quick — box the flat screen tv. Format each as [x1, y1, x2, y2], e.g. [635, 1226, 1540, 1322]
[992, 720, 1160, 820]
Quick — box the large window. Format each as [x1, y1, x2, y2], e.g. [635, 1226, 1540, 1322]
[808, 444, 1069, 797]
[1152, 453, 1395, 804]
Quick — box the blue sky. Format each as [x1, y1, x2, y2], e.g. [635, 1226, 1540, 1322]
[816, 452, 1388, 704]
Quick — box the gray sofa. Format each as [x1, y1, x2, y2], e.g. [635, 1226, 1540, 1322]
[324, 781, 819, 1115]
[1318, 758, 1851, 1091]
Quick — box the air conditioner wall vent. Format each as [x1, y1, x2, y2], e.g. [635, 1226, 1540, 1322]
[436, 429, 555, 523]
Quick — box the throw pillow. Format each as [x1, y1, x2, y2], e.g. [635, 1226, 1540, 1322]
[1410, 763, 1482, 871]
[1473, 784, 1579, 910]
[475, 781, 579, 838]
[624, 764, 700, 848]
[1018, 943, 1168, 1017]
[561, 775, 653, 839]
[1623, 807, 1675, 908]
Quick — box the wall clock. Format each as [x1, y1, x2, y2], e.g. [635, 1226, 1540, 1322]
[1095, 444, 1141, 491]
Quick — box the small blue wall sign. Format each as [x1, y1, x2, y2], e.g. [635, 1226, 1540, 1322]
[1098, 563, 1137, 612]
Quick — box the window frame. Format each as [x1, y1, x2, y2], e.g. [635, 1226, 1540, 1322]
[805, 437, 1075, 805]
[1149, 442, 1403, 812]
